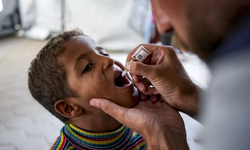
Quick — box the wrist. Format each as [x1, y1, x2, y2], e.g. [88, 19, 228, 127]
[144, 126, 189, 150]
[178, 84, 202, 119]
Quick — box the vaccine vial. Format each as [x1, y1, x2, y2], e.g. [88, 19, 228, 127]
[122, 46, 150, 77]
[131, 46, 150, 62]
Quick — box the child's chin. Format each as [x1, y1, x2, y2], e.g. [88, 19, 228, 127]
[129, 86, 139, 107]
[116, 86, 139, 108]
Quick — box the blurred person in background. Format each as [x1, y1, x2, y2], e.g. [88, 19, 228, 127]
[89, 0, 250, 149]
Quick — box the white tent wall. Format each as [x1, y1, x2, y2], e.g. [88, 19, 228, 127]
[18, 0, 151, 51]
[64, 0, 151, 51]
[19, 0, 35, 29]
[19, 0, 62, 32]
[35, 0, 62, 33]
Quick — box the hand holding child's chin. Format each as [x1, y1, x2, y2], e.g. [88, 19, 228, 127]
[89, 97, 186, 148]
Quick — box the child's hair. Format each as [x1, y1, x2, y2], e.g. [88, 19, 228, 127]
[28, 29, 84, 123]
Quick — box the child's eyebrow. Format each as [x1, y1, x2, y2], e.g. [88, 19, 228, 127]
[95, 46, 104, 50]
[95, 46, 109, 56]
[75, 53, 87, 68]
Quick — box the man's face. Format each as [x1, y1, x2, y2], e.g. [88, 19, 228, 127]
[59, 35, 139, 111]
[151, 0, 224, 61]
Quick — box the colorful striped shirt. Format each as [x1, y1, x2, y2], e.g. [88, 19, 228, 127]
[50, 124, 146, 150]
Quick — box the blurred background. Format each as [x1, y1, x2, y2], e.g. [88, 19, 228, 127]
[0, 0, 210, 149]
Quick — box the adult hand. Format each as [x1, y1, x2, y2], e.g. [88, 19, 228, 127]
[90, 98, 189, 150]
[126, 44, 201, 118]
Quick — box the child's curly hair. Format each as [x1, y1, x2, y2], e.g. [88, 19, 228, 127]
[28, 29, 84, 123]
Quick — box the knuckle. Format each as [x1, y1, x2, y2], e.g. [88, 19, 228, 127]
[130, 62, 138, 70]
[120, 109, 127, 120]
[102, 102, 111, 114]
[148, 67, 158, 80]
[167, 47, 178, 59]
[165, 46, 175, 55]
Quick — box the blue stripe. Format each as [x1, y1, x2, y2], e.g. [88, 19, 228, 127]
[52, 129, 63, 149]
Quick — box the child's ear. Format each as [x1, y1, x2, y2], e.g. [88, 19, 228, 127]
[54, 99, 82, 119]
[114, 60, 125, 70]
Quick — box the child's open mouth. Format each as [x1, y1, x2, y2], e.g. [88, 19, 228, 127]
[114, 71, 131, 87]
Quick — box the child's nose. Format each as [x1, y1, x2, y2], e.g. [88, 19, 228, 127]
[101, 56, 114, 70]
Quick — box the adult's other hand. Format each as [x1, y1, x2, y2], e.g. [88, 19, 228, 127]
[90, 98, 189, 150]
[126, 44, 201, 118]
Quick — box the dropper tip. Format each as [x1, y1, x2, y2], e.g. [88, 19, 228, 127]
[121, 70, 127, 77]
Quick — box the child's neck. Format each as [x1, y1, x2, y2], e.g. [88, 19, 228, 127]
[70, 114, 121, 133]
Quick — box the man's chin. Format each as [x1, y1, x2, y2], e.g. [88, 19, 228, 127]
[171, 33, 189, 52]
[171, 33, 218, 62]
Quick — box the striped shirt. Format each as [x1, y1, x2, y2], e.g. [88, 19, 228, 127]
[50, 124, 146, 150]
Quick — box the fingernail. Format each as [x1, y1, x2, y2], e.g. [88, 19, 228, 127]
[125, 63, 131, 71]
[90, 99, 99, 108]
[153, 91, 159, 95]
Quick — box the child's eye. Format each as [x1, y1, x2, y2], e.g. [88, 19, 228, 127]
[82, 63, 93, 74]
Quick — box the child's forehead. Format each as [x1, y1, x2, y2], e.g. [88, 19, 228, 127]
[71, 35, 98, 47]
[65, 36, 100, 50]
[65, 36, 107, 54]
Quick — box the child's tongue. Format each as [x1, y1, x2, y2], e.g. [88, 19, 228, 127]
[115, 73, 130, 87]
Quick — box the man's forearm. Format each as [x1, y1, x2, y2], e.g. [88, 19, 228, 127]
[179, 85, 203, 120]
[144, 127, 189, 150]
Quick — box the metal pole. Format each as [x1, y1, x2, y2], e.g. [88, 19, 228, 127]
[61, 0, 65, 32]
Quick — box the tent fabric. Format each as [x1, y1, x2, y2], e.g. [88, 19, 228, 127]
[18, 0, 151, 51]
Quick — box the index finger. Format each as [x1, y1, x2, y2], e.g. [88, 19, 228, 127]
[90, 98, 129, 125]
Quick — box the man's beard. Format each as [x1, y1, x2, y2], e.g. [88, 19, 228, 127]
[185, 23, 224, 62]
[172, 1, 225, 62]
[171, 26, 223, 62]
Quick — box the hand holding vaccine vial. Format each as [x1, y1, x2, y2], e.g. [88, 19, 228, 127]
[122, 46, 150, 77]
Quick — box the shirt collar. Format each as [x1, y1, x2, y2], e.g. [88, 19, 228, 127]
[63, 124, 133, 149]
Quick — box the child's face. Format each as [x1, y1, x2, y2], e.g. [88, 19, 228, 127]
[58, 35, 139, 110]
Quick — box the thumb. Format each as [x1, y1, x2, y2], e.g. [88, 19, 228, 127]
[90, 98, 129, 125]
[126, 61, 155, 79]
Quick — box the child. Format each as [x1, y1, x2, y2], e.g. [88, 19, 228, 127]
[28, 29, 146, 150]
